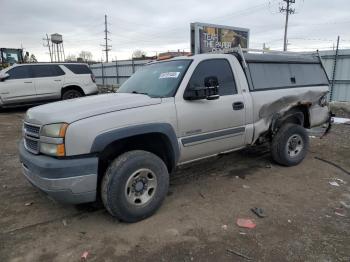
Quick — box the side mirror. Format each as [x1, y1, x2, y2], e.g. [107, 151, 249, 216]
[184, 76, 220, 101]
[204, 76, 220, 100]
[0, 73, 9, 82]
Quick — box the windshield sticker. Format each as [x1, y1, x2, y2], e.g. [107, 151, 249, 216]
[159, 72, 180, 79]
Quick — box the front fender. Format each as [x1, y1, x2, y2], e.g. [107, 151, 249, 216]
[90, 123, 180, 163]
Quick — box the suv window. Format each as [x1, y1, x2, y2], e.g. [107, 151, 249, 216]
[187, 59, 237, 96]
[64, 64, 92, 74]
[32, 65, 65, 78]
[7, 65, 32, 79]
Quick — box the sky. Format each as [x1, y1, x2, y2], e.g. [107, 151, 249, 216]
[1, 0, 350, 62]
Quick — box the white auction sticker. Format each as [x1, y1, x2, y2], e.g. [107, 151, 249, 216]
[159, 72, 180, 79]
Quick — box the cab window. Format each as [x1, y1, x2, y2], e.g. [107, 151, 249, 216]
[187, 59, 237, 96]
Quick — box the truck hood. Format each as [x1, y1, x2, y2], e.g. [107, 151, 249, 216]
[25, 93, 162, 125]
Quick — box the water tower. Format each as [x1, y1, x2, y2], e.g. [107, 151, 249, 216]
[50, 33, 65, 62]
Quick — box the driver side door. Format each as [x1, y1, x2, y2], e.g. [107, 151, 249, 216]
[176, 59, 246, 163]
[0, 65, 36, 105]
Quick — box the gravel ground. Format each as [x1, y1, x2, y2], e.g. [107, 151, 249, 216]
[0, 108, 349, 262]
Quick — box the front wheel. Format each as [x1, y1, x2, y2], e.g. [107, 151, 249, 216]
[271, 123, 309, 166]
[101, 150, 169, 222]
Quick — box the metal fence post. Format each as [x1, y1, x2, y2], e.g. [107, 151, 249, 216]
[132, 59, 135, 73]
[330, 36, 340, 102]
[115, 60, 119, 86]
[101, 63, 105, 86]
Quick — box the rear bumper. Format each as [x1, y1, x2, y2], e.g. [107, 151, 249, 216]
[19, 141, 98, 204]
[83, 83, 99, 95]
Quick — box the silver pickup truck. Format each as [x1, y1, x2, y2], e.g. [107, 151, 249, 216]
[19, 51, 331, 222]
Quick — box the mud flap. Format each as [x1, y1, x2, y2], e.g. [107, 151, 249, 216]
[320, 111, 335, 139]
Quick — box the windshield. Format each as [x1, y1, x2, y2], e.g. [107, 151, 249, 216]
[118, 59, 192, 98]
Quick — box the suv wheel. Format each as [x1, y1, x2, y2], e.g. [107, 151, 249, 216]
[62, 89, 83, 100]
[101, 150, 169, 222]
[271, 123, 309, 166]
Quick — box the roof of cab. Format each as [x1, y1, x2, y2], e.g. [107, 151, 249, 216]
[148, 52, 320, 64]
[231, 52, 320, 64]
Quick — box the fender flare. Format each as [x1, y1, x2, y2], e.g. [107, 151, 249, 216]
[61, 85, 85, 95]
[90, 123, 180, 164]
[270, 110, 305, 134]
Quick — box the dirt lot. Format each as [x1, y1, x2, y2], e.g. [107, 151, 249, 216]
[0, 108, 349, 262]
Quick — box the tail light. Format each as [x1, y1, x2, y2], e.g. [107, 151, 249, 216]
[91, 73, 96, 83]
[319, 94, 328, 107]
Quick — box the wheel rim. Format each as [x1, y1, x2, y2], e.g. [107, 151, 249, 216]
[286, 134, 304, 158]
[65, 91, 80, 99]
[125, 168, 157, 206]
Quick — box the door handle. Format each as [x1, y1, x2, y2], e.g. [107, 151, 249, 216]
[24, 81, 32, 84]
[232, 102, 244, 110]
[54, 79, 61, 82]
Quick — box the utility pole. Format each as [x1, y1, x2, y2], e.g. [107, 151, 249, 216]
[102, 14, 112, 62]
[280, 0, 295, 51]
[43, 34, 53, 62]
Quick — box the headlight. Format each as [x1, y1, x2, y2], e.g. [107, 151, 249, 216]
[40, 143, 65, 157]
[40, 123, 68, 157]
[41, 123, 68, 138]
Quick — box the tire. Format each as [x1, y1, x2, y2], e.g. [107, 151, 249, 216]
[62, 89, 83, 100]
[271, 123, 309, 166]
[101, 150, 169, 222]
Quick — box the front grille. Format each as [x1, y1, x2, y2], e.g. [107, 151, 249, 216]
[25, 138, 39, 153]
[24, 123, 40, 136]
[23, 122, 41, 154]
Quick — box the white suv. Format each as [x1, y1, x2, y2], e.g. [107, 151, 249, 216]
[0, 63, 98, 107]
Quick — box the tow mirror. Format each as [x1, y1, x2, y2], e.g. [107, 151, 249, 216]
[0, 73, 9, 82]
[204, 76, 219, 100]
[184, 76, 220, 101]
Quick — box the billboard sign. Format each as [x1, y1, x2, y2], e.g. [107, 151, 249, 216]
[191, 22, 249, 54]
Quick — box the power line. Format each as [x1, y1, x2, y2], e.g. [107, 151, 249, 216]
[101, 2, 273, 42]
[279, 0, 295, 51]
[42, 34, 52, 62]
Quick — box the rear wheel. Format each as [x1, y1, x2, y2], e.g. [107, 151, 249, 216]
[62, 89, 83, 100]
[271, 123, 309, 166]
[101, 150, 169, 222]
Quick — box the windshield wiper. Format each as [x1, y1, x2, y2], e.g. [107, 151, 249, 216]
[131, 91, 149, 96]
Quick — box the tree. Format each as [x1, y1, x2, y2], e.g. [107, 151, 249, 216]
[78, 51, 93, 62]
[23, 52, 38, 63]
[65, 54, 77, 62]
[132, 49, 146, 59]
[29, 54, 37, 63]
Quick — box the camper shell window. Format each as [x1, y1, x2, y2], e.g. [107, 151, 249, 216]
[232, 53, 330, 91]
[248, 63, 329, 91]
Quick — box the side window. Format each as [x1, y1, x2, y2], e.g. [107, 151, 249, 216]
[187, 59, 237, 96]
[248, 63, 329, 90]
[7, 66, 32, 80]
[248, 63, 291, 90]
[52, 65, 65, 76]
[289, 64, 329, 86]
[32, 65, 64, 78]
[64, 64, 92, 74]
